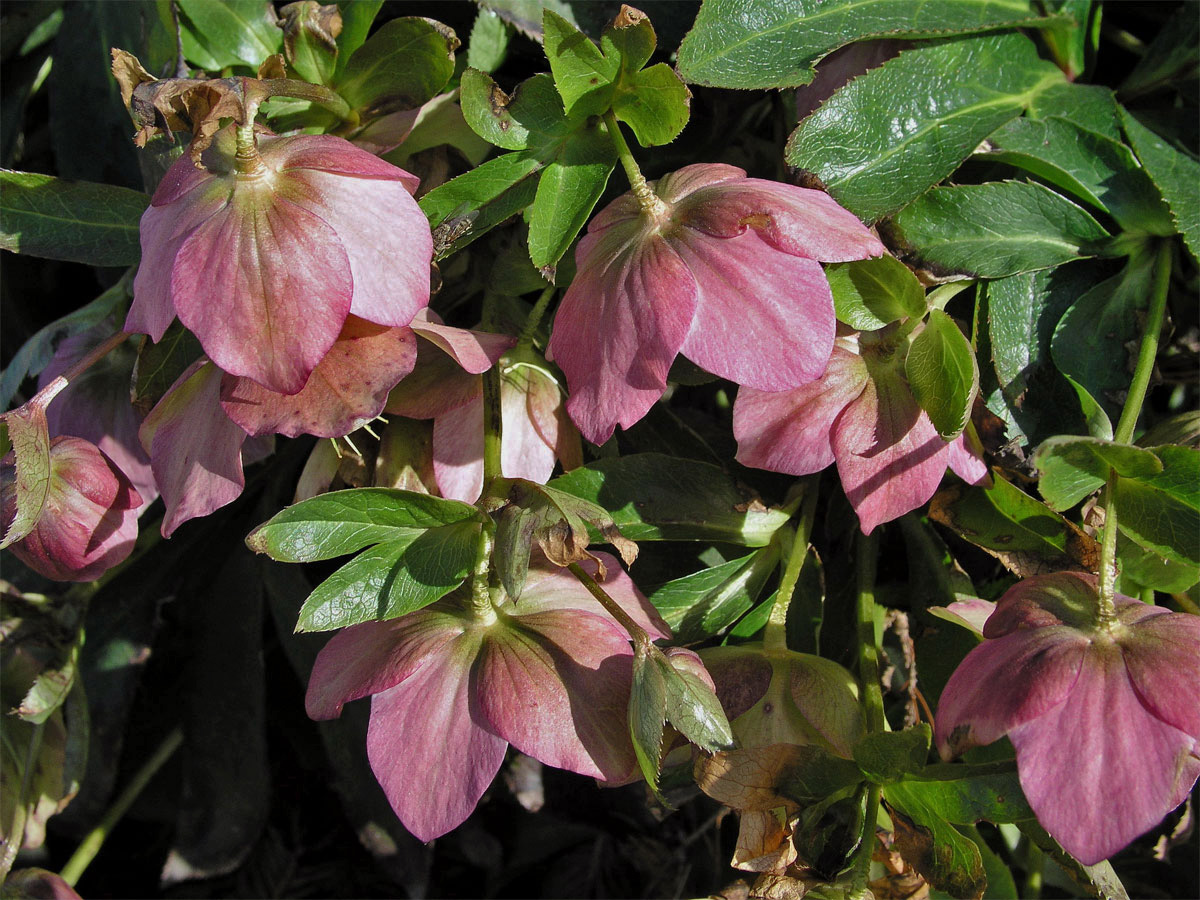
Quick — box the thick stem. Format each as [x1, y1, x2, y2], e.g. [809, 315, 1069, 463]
[567, 561, 649, 643]
[855, 530, 886, 734]
[763, 483, 818, 654]
[469, 521, 497, 624]
[1096, 468, 1120, 624]
[602, 110, 667, 220]
[849, 783, 882, 899]
[60, 727, 184, 887]
[1113, 240, 1173, 445]
[481, 365, 503, 491]
[517, 285, 557, 350]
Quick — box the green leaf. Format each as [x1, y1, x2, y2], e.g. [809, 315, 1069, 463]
[1025, 81, 1120, 141]
[1019, 820, 1131, 900]
[246, 488, 483, 562]
[1113, 445, 1200, 568]
[676, 0, 1058, 90]
[176, 0, 282, 69]
[628, 640, 668, 792]
[852, 725, 931, 783]
[542, 8, 618, 117]
[549, 453, 790, 546]
[884, 791, 986, 900]
[1120, 107, 1200, 262]
[0, 275, 129, 410]
[981, 116, 1173, 235]
[279, 0, 340, 85]
[891, 181, 1110, 278]
[785, 33, 1062, 222]
[1115, 531, 1200, 595]
[827, 255, 927, 331]
[658, 648, 734, 753]
[929, 474, 1100, 578]
[611, 62, 691, 148]
[776, 746, 867, 805]
[335, 17, 458, 115]
[461, 68, 547, 151]
[333, 0, 381, 75]
[906, 310, 978, 440]
[0, 399, 52, 548]
[1119, 5, 1199, 100]
[1052, 251, 1155, 427]
[648, 546, 779, 640]
[420, 151, 543, 258]
[903, 762, 1035, 823]
[1033, 436, 1162, 511]
[0, 171, 147, 266]
[466, 8, 512, 73]
[1037, 0, 1096, 80]
[296, 521, 480, 631]
[527, 128, 614, 268]
[130, 321, 205, 415]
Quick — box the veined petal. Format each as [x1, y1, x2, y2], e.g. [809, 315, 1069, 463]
[409, 312, 514, 375]
[948, 428, 989, 486]
[654, 163, 746, 205]
[1120, 611, 1200, 741]
[674, 229, 835, 390]
[1010, 640, 1200, 865]
[734, 343, 868, 476]
[432, 397, 485, 503]
[270, 133, 422, 192]
[984, 572, 1105, 636]
[220, 318, 417, 438]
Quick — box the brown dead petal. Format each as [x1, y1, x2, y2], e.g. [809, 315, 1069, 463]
[613, 5, 648, 28]
[257, 54, 288, 80]
[733, 810, 798, 874]
[695, 745, 806, 812]
[749, 872, 811, 900]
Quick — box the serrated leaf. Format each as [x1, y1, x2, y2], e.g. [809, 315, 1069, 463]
[1113, 445, 1200, 568]
[890, 181, 1110, 278]
[549, 453, 790, 546]
[648, 546, 779, 640]
[1119, 4, 1198, 100]
[1038, 0, 1096, 80]
[658, 648, 734, 753]
[1114, 531, 1200, 595]
[1025, 81, 1120, 141]
[786, 33, 1062, 222]
[1120, 107, 1200, 262]
[884, 790, 986, 900]
[853, 725, 931, 783]
[527, 129, 614, 268]
[628, 639, 668, 791]
[0, 170, 147, 266]
[246, 488, 482, 562]
[677, 0, 1058, 90]
[906, 310, 978, 440]
[335, 17, 458, 115]
[461, 68, 551, 151]
[542, 8, 618, 117]
[1033, 437, 1162, 511]
[420, 151, 543, 258]
[0, 400, 51, 548]
[467, 8, 511, 73]
[176, 0, 282, 69]
[279, 0, 341, 85]
[296, 521, 479, 631]
[611, 63, 691, 147]
[827, 255, 927, 331]
[1019, 820, 1131, 900]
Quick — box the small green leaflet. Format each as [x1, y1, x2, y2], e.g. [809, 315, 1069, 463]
[905, 310, 979, 440]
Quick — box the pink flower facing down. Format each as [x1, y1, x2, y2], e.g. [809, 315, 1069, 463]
[935, 572, 1200, 865]
[127, 125, 432, 395]
[1, 437, 141, 581]
[734, 329, 987, 534]
[305, 554, 670, 841]
[547, 163, 884, 445]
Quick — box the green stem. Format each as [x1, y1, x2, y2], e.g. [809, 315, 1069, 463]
[23, 326, 130, 414]
[1096, 468, 1120, 624]
[469, 520, 497, 623]
[567, 561, 649, 643]
[60, 727, 184, 887]
[763, 483, 818, 654]
[855, 530, 886, 733]
[481, 365, 503, 490]
[1024, 838, 1045, 899]
[926, 281, 974, 312]
[251, 77, 352, 122]
[517, 285, 556, 349]
[1113, 240, 1173, 445]
[602, 110, 666, 219]
[0, 723, 45, 878]
[849, 783, 882, 899]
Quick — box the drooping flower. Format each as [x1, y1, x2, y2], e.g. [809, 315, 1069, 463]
[305, 554, 669, 841]
[547, 163, 884, 444]
[734, 328, 987, 534]
[935, 572, 1200, 865]
[1, 437, 141, 581]
[127, 125, 432, 395]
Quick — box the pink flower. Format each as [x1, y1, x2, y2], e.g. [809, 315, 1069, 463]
[305, 554, 669, 841]
[935, 572, 1200, 865]
[547, 163, 884, 444]
[1, 437, 141, 581]
[127, 126, 432, 395]
[734, 329, 987, 534]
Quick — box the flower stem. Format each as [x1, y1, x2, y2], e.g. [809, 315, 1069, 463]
[251, 77, 352, 123]
[481, 365, 503, 490]
[855, 530, 886, 734]
[848, 782, 882, 899]
[469, 520, 497, 623]
[1097, 468, 1121, 624]
[567, 561, 648, 643]
[764, 482, 818, 654]
[25, 327, 130, 412]
[517, 285, 556, 350]
[60, 727, 184, 887]
[602, 110, 666, 219]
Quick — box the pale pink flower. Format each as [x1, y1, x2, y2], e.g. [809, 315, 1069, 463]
[547, 163, 884, 444]
[935, 572, 1200, 865]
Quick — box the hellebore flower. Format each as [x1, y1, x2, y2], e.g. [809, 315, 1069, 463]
[547, 163, 884, 444]
[305, 554, 669, 841]
[734, 328, 987, 534]
[935, 572, 1200, 865]
[1, 437, 141, 581]
[127, 125, 432, 395]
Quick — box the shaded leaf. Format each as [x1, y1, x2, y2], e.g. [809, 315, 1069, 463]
[906, 310, 978, 440]
[0, 399, 52, 547]
[467, 8, 512, 73]
[1113, 445, 1200, 568]
[1120, 107, 1200, 262]
[335, 17, 458, 115]
[852, 725, 931, 783]
[695, 744, 863, 810]
[1034, 437, 1162, 511]
[130, 321, 205, 416]
[648, 545, 779, 640]
[332, 0, 382, 76]
[176, 0, 282, 70]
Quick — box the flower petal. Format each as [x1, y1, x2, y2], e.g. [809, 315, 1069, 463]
[271, 133, 422, 192]
[1010, 641, 1200, 864]
[220, 318, 417, 438]
[1120, 611, 1200, 741]
[674, 228, 836, 389]
[733, 343, 868, 475]
[409, 312, 514, 375]
[983, 572, 1104, 636]
[431, 397, 484, 503]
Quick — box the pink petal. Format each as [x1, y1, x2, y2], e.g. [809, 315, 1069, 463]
[365, 629, 507, 842]
[1120, 611, 1200, 741]
[171, 187, 353, 395]
[935, 626, 1087, 759]
[270, 133, 422, 192]
[432, 397, 485, 503]
[1010, 641, 1200, 865]
[409, 313, 514, 374]
[701, 646, 774, 721]
[936, 598, 998, 637]
[305, 607, 471, 720]
[984, 572, 1104, 635]
[654, 163, 746, 205]
[734, 342, 869, 475]
[385, 338, 483, 420]
[220, 318, 417, 437]
[674, 229, 836, 390]
[832, 373, 952, 534]
[139, 361, 246, 537]
[550, 221, 698, 445]
[948, 428, 989, 486]
[477, 609, 638, 781]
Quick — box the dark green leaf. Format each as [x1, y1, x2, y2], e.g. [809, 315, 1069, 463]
[890, 181, 1110, 278]
[676, 0, 1057, 90]
[852, 725, 931, 783]
[131, 320, 205, 415]
[1037, 0, 1095, 80]
[296, 521, 479, 631]
[246, 488, 482, 562]
[1115, 531, 1200, 595]
[176, 0, 282, 69]
[1113, 445, 1200, 568]
[333, 0, 382, 76]
[1120, 107, 1200, 262]
[906, 310, 978, 440]
[628, 640, 668, 792]
[1019, 820, 1131, 900]
[527, 128, 614, 268]
[1119, 5, 1199, 100]
[0, 171, 147, 266]
[900, 763, 1035, 823]
[420, 151, 543, 258]
[549, 453, 790, 545]
[1034, 437, 1162, 511]
[776, 746, 867, 805]
[336, 17, 458, 115]
[612, 62, 690, 147]
[885, 799, 985, 899]
[786, 33, 1062, 222]
[467, 8, 512, 73]
[648, 546, 779, 640]
[827, 255, 927, 331]
[1025, 81, 1120, 141]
